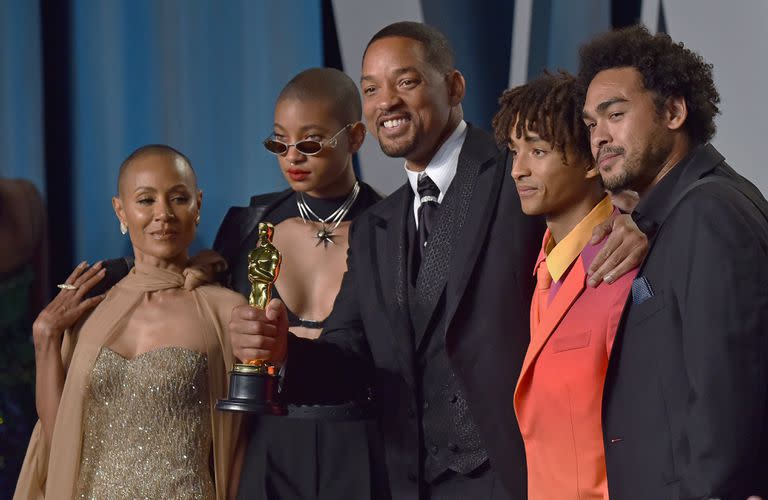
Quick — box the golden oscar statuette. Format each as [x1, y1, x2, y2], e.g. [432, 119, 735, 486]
[216, 222, 286, 415]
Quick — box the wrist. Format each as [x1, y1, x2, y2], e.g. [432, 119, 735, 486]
[33, 328, 63, 352]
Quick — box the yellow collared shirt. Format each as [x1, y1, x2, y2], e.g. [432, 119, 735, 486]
[545, 196, 614, 282]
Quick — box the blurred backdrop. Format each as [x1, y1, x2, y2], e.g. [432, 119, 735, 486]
[1, 0, 767, 291]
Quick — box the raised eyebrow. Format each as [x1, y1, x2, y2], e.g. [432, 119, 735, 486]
[582, 97, 627, 121]
[596, 97, 628, 114]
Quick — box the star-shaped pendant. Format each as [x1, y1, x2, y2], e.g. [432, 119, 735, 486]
[314, 226, 337, 248]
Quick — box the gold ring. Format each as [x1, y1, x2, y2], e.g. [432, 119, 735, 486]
[57, 283, 78, 290]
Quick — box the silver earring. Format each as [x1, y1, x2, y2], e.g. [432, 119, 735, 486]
[120, 221, 128, 235]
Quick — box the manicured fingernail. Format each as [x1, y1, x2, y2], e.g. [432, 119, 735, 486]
[588, 278, 598, 287]
[604, 274, 614, 284]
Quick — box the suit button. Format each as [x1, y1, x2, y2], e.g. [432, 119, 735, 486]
[449, 394, 458, 403]
[448, 443, 459, 452]
[407, 407, 415, 418]
[407, 471, 417, 482]
[430, 444, 439, 455]
[423, 400, 429, 410]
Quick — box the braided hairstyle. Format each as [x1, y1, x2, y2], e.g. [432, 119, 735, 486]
[492, 71, 592, 167]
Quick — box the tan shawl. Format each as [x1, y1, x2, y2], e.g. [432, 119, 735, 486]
[14, 262, 244, 500]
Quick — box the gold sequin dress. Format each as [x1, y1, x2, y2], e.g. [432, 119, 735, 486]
[76, 346, 215, 500]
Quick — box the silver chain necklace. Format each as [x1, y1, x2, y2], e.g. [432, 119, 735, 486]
[296, 181, 360, 248]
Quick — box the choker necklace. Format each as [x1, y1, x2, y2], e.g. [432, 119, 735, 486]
[297, 181, 360, 248]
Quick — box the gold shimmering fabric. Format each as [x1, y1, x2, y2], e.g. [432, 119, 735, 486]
[76, 346, 214, 500]
[15, 262, 244, 500]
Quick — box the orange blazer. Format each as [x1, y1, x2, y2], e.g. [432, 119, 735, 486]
[514, 231, 636, 500]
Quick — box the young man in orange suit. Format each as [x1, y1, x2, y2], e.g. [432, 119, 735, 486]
[492, 71, 637, 500]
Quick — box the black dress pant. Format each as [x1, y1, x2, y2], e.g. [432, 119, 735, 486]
[236, 417, 389, 500]
[425, 463, 510, 500]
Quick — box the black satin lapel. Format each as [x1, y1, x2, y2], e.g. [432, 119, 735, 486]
[214, 206, 261, 266]
[372, 188, 416, 388]
[239, 206, 266, 248]
[412, 129, 494, 348]
[233, 190, 293, 256]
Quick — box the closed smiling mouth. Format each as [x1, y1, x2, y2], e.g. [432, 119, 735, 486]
[598, 150, 623, 166]
[516, 185, 538, 196]
[149, 228, 179, 238]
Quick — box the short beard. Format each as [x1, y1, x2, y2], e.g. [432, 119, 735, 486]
[377, 128, 418, 158]
[605, 143, 672, 194]
[604, 169, 636, 194]
[378, 136, 417, 159]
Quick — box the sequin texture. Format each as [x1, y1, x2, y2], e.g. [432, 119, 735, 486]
[76, 346, 214, 499]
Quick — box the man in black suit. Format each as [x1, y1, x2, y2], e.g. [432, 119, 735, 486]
[231, 22, 646, 499]
[580, 25, 768, 500]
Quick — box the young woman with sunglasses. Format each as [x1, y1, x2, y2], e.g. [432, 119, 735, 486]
[213, 68, 386, 500]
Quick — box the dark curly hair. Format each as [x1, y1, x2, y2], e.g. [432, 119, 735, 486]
[492, 71, 592, 167]
[577, 25, 720, 144]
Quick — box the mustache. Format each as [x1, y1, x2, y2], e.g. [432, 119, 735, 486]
[597, 146, 625, 162]
[377, 111, 409, 122]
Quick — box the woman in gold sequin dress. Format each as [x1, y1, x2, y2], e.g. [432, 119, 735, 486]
[15, 145, 246, 500]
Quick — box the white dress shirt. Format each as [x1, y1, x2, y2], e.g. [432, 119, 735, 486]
[405, 120, 468, 228]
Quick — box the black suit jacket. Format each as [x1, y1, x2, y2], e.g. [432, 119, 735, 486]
[213, 183, 388, 500]
[603, 144, 768, 499]
[213, 183, 382, 297]
[285, 125, 544, 499]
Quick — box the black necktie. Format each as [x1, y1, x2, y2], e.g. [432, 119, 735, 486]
[417, 174, 440, 260]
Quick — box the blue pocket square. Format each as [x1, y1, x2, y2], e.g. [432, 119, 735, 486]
[631, 276, 654, 305]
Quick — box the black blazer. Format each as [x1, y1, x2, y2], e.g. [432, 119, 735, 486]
[213, 183, 382, 297]
[284, 125, 544, 499]
[603, 144, 768, 500]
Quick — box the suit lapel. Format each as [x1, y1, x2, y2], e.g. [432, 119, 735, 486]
[412, 127, 496, 348]
[372, 186, 417, 387]
[442, 143, 507, 335]
[517, 258, 587, 385]
[413, 126, 502, 348]
[234, 189, 293, 256]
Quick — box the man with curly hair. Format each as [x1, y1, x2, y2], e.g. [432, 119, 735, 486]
[493, 71, 638, 500]
[580, 25, 768, 499]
